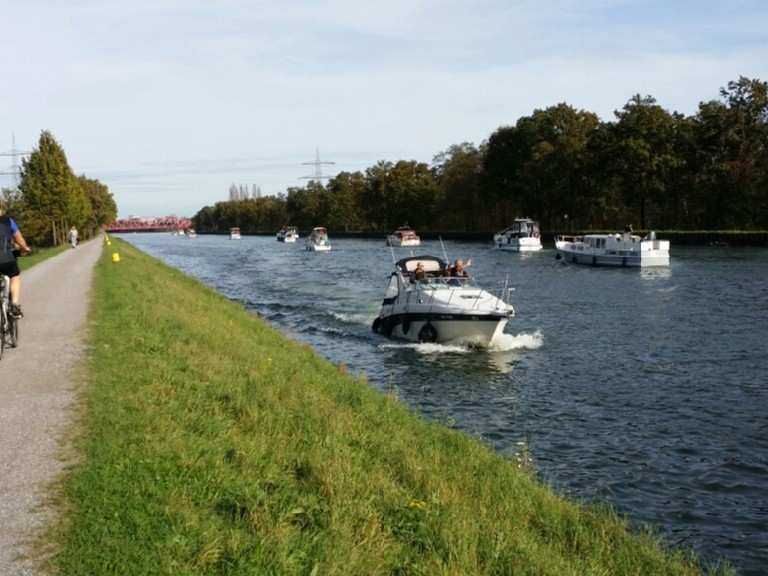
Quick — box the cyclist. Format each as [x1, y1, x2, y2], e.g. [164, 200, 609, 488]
[0, 206, 32, 318]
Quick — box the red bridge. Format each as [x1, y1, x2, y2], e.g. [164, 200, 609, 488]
[107, 216, 192, 233]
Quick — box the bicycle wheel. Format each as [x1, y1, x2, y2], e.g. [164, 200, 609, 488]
[9, 314, 17, 348]
[0, 309, 6, 360]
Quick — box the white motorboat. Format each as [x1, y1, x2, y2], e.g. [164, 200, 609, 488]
[372, 255, 514, 346]
[555, 229, 670, 267]
[386, 226, 421, 247]
[494, 218, 542, 251]
[305, 227, 332, 251]
[230, 227, 241, 240]
[277, 226, 299, 243]
[185, 228, 197, 239]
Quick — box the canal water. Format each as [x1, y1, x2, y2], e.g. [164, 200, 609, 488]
[121, 233, 767, 575]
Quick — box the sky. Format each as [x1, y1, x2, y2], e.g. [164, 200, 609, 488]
[1, 0, 766, 217]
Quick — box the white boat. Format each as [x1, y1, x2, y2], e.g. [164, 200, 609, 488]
[230, 227, 241, 240]
[185, 228, 197, 239]
[386, 226, 421, 247]
[277, 226, 299, 243]
[494, 218, 542, 251]
[372, 255, 514, 346]
[305, 227, 332, 251]
[555, 229, 670, 267]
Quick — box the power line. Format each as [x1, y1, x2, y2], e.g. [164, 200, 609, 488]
[300, 147, 335, 182]
[0, 134, 31, 189]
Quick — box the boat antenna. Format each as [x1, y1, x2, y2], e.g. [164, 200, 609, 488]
[439, 236, 450, 263]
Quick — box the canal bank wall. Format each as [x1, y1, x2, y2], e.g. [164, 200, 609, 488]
[51, 238, 728, 575]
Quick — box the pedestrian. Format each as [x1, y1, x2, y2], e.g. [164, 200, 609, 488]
[68, 226, 78, 248]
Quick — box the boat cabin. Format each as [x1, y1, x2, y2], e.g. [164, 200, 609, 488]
[500, 218, 540, 238]
[393, 227, 418, 240]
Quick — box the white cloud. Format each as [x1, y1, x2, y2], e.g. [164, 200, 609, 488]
[1, 0, 765, 216]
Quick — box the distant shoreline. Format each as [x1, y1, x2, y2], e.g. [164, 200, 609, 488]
[174, 230, 768, 246]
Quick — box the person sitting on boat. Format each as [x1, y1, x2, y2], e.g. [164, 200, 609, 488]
[446, 258, 472, 284]
[451, 258, 471, 276]
[413, 262, 427, 283]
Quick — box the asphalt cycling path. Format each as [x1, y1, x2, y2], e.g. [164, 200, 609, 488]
[0, 239, 102, 575]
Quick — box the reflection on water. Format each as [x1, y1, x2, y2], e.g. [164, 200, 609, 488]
[122, 234, 768, 575]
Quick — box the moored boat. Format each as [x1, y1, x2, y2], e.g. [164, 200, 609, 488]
[494, 218, 542, 251]
[372, 255, 513, 346]
[277, 226, 299, 243]
[555, 229, 670, 267]
[386, 226, 421, 247]
[305, 227, 332, 251]
[185, 228, 197, 239]
[230, 227, 241, 240]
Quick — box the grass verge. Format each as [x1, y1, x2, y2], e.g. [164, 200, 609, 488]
[18, 245, 68, 271]
[51, 239, 730, 575]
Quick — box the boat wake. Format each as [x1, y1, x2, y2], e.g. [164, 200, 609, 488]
[331, 311, 377, 325]
[490, 330, 544, 352]
[378, 331, 544, 355]
[378, 342, 471, 354]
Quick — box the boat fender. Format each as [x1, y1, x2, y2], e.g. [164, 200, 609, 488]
[418, 322, 438, 343]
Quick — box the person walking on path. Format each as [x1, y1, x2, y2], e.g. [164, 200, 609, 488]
[0, 237, 102, 575]
[68, 226, 78, 248]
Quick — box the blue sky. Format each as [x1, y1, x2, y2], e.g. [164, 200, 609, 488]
[1, 0, 766, 217]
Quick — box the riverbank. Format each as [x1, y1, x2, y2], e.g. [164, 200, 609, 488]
[50, 239, 730, 575]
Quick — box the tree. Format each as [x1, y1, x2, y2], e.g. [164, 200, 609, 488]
[17, 131, 90, 245]
[79, 175, 117, 233]
[607, 95, 683, 229]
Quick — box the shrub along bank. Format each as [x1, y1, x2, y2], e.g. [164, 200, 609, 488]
[51, 239, 730, 575]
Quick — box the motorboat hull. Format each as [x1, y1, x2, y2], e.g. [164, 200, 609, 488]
[306, 243, 331, 251]
[387, 237, 421, 247]
[555, 243, 669, 267]
[374, 313, 508, 346]
[494, 237, 543, 252]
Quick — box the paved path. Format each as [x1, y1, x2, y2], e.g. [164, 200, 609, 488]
[0, 240, 102, 575]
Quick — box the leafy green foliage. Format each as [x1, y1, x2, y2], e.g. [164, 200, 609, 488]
[13, 131, 117, 246]
[193, 77, 768, 233]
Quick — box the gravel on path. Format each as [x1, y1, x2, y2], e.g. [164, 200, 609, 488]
[0, 239, 103, 575]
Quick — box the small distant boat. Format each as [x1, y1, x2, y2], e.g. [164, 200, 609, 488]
[305, 227, 332, 251]
[494, 218, 542, 251]
[555, 229, 670, 267]
[230, 227, 241, 240]
[386, 226, 421, 247]
[372, 255, 513, 346]
[277, 226, 299, 243]
[185, 228, 197, 239]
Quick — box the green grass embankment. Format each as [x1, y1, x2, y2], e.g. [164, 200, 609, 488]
[18, 245, 68, 271]
[52, 239, 729, 575]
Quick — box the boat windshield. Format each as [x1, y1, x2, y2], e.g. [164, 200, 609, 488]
[414, 276, 477, 289]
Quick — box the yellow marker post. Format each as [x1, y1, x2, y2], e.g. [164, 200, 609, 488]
[112, 252, 120, 263]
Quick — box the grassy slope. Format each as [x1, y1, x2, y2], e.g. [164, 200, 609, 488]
[18, 245, 68, 271]
[52, 240, 728, 575]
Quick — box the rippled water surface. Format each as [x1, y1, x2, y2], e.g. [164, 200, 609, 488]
[122, 233, 768, 574]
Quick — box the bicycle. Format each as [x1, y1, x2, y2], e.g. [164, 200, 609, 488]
[0, 249, 27, 360]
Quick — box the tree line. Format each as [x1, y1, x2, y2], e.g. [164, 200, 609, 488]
[1, 131, 117, 246]
[193, 76, 767, 234]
